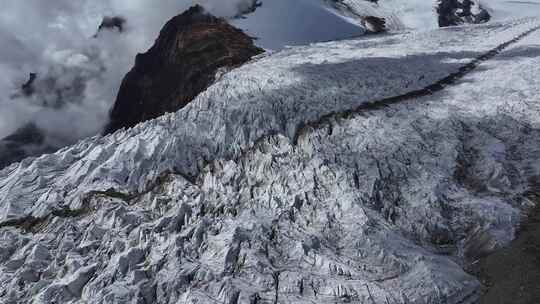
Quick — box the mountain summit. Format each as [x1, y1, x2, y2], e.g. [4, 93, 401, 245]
[105, 5, 263, 133]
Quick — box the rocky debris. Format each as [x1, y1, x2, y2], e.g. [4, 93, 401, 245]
[437, 0, 491, 27]
[472, 178, 540, 304]
[104, 5, 264, 134]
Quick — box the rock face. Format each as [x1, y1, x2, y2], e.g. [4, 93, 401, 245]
[437, 0, 491, 27]
[0, 124, 53, 170]
[95, 16, 126, 36]
[104, 5, 264, 134]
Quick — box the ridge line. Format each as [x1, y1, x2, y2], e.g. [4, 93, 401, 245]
[2, 24, 539, 231]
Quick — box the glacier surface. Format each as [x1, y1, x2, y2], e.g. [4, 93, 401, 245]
[1, 17, 540, 303]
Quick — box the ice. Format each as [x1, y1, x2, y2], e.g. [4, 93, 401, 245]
[0, 17, 540, 304]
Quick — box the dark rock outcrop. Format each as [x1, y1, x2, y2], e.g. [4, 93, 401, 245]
[437, 0, 491, 28]
[104, 5, 264, 134]
[362, 16, 387, 33]
[0, 124, 53, 170]
[95, 16, 126, 37]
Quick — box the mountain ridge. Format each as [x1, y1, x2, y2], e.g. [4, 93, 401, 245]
[105, 5, 263, 134]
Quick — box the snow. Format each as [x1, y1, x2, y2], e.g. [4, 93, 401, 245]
[1, 17, 540, 303]
[485, 0, 540, 21]
[0, 0, 536, 159]
[326, 0, 540, 32]
[231, 0, 433, 50]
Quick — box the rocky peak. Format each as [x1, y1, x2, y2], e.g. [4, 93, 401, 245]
[0, 124, 53, 170]
[104, 5, 264, 134]
[95, 16, 126, 36]
[437, 0, 491, 27]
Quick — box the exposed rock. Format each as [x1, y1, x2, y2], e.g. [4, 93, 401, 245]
[98, 16, 126, 33]
[233, 0, 263, 18]
[1, 18, 539, 304]
[0, 124, 53, 170]
[104, 5, 264, 134]
[437, 0, 491, 27]
[94, 16, 126, 37]
[472, 179, 540, 304]
[362, 15, 387, 33]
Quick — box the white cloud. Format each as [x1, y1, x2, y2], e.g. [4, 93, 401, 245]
[0, 0, 256, 144]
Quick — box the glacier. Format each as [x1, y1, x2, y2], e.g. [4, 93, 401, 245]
[0, 17, 540, 303]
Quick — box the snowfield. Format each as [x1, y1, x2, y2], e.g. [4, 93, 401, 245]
[1, 17, 540, 303]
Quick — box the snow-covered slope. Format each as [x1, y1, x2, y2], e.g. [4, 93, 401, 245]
[233, 0, 540, 49]
[231, 0, 425, 49]
[324, 0, 410, 30]
[325, 0, 540, 32]
[1, 17, 540, 303]
[485, 0, 540, 21]
[1, 17, 537, 223]
[0, 0, 535, 171]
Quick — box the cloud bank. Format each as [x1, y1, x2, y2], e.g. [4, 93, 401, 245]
[0, 0, 257, 148]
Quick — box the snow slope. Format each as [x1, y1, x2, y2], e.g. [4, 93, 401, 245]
[231, 0, 427, 49]
[1, 17, 540, 303]
[0, 0, 535, 168]
[486, 0, 540, 21]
